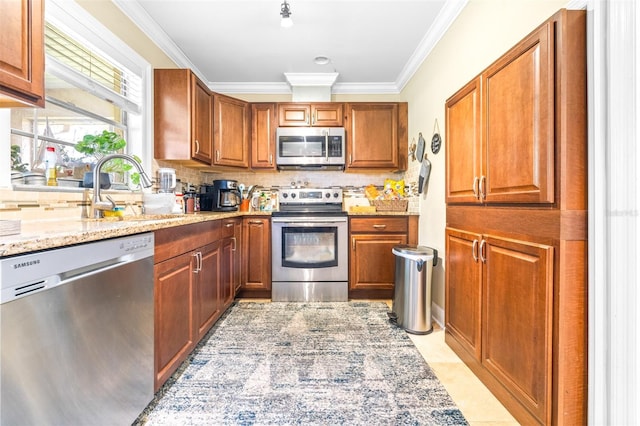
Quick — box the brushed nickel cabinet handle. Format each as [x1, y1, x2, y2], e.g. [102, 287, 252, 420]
[472, 239, 479, 262]
[269, 153, 273, 165]
[194, 139, 200, 154]
[231, 236, 237, 251]
[192, 252, 202, 273]
[480, 175, 486, 200]
[225, 223, 234, 228]
[352, 237, 356, 251]
[372, 224, 387, 229]
[216, 150, 220, 161]
[249, 220, 263, 225]
[479, 240, 487, 263]
[473, 176, 479, 199]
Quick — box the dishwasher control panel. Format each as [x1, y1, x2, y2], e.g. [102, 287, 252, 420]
[0, 233, 154, 304]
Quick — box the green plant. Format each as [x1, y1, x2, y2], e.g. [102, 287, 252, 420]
[11, 145, 28, 172]
[75, 130, 141, 186]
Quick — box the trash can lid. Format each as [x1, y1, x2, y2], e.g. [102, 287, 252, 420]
[392, 245, 435, 260]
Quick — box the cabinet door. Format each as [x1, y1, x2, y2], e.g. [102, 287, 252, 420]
[242, 217, 271, 292]
[349, 233, 406, 292]
[346, 103, 399, 170]
[213, 94, 249, 167]
[220, 236, 235, 309]
[196, 242, 221, 340]
[251, 103, 276, 169]
[233, 219, 243, 293]
[445, 228, 482, 361]
[445, 77, 482, 203]
[0, 0, 44, 107]
[192, 77, 213, 164]
[154, 251, 196, 390]
[483, 22, 554, 204]
[482, 236, 554, 423]
[278, 103, 311, 126]
[154, 69, 212, 165]
[311, 103, 343, 126]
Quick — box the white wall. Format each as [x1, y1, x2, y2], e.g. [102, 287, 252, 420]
[400, 0, 568, 321]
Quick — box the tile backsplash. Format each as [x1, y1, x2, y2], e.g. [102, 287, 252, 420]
[1, 162, 419, 220]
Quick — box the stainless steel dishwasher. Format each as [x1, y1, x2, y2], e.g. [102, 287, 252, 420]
[0, 233, 154, 426]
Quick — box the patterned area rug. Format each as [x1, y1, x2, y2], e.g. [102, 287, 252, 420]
[137, 302, 467, 425]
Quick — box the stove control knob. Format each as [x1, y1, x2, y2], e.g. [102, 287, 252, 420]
[291, 193, 296, 199]
[325, 193, 331, 198]
[333, 192, 340, 198]
[282, 192, 288, 198]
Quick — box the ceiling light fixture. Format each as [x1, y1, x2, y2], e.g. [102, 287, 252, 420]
[280, 1, 293, 28]
[314, 56, 330, 65]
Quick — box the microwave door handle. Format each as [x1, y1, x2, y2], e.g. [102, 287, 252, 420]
[325, 130, 329, 162]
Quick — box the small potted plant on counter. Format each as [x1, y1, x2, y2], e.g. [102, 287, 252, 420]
[75, 130, 142, 189]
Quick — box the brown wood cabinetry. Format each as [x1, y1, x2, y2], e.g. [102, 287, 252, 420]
[445, 227, 554, 421]
[154, 69, 213, 166]
[239, 216, 271, 298]
[0, 0, 44, 107]
[213, 94, 249, 167]
[278, 102, 343, 127]
[444, 9, 587, 425]
[348, 215, 417, 299]
[220, 218, 241, 308]
[446, 16, 555, 204]
[345, 103, 408, 171]
[250, 103, 277, 169]
[154, 220, 225, 391]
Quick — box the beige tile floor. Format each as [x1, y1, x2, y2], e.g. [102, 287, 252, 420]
[409, 326, 520, 426]
[377, 299, 518, 425]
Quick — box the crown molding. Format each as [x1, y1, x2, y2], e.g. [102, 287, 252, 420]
[209, 82, 292, 94]
[284, 72, 339, 87]
[395, 0, 468, 92]
[115, 0, 467, 95]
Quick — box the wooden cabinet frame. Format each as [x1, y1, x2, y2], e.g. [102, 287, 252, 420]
[445, 9, 587, 425]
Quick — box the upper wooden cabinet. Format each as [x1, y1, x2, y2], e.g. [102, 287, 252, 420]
[278, 102, 343, 127]
[445, 77, 482, 203]
[0, 0, 44, 108]
[446, 18, 555, 204]
[213, 93, 249, 167]
[250, 103, 277, 169]
[154, 69, 213, 166]
[345, 102, 408, 171]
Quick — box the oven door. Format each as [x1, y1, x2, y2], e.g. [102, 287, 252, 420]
[272, 216, 348, 283]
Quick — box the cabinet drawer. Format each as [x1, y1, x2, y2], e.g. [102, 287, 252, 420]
[349, 217, 407, 233]
[220, 219, 236, 238]
[155, 221, 221, 263]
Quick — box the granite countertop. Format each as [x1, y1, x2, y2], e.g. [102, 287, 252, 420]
[0, 210, 418, 257]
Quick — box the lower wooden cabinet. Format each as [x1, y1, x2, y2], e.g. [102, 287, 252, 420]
[445, 226, 555, 424]
[220, 218, 241, 309]
[348, 215, 418, 299]
[154, 220, 225, 391]
[445, 228, 482, 360]
[239, 216, 271, 298]
[154, 249, 197, 391]
[196, 241, 222, 341]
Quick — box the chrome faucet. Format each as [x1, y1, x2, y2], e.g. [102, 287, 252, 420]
[92, 154, 153, 218]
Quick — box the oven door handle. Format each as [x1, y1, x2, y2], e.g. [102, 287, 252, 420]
[272, 217, 347, 225]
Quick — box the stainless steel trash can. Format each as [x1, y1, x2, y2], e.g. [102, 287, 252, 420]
[388, 245, 438, 334]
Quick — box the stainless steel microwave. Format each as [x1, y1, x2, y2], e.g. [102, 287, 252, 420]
[276, 127, 346, 170]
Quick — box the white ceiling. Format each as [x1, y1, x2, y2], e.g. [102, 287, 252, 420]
[114, 0, 468, 94]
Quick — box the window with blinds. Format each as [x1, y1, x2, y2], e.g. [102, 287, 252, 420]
[9, 23, 142, 187]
